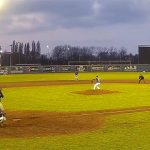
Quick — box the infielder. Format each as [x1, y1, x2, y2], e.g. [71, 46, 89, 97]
[93, 75, 100, 90]
[74, 71, 79, 80]
[139, 74, 145, 84]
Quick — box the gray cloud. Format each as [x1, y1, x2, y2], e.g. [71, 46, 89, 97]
[9, 0, 93, 17]
[2, 0, 150, 33]
[1, 0, 150, 53]
[99, 0, 150, 24]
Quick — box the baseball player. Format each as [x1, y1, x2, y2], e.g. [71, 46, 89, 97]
[0, 89, 6, 127]
[74, 71, 79, 80]
[139, 74, 145, 84]
[0, 108, 6, 127]
[93, 75, 100, 90]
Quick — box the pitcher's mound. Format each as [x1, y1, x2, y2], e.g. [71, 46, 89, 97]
[73, 89, 120, 95]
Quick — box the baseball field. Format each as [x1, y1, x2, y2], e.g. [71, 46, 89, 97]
[0, 72, 150, 150]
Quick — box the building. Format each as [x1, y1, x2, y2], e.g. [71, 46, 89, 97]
[138, 45, 150, 64]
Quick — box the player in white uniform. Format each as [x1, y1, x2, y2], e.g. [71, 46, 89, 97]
[74, 71, 79, 80]
[93, 75, 100, 90]
[0, 89, 6, 127]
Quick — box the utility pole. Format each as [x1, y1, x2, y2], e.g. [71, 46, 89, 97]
[0, 46, 3, 66]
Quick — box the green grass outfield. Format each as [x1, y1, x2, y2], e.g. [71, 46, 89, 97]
[0, 71, 149, 82]
[0, 72, 150, 150]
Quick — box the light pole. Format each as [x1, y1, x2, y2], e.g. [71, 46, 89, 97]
[9, 45, 13, 67]
[46, 45, 51, 65]
[0, 49, 3, 66]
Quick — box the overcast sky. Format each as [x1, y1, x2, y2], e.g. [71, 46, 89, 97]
[1, 0, 150, 54]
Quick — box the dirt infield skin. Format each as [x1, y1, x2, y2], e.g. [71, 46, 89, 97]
[1, 107, 150, 138]
[0, 80, 149, 138]
[73, 89, 120, 95]
[0, 79, 149, 88]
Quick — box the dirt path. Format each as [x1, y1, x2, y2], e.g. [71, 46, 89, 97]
[0, 80, 149, 88]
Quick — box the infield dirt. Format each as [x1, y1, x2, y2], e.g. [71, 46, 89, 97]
[0, 79, 149, 88]
[0, 106, 150, 138]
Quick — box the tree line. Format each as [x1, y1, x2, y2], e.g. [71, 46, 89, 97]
[1, 40, 41, 66]
[1, 42, 138, 66]
[50, 45, 138, 65]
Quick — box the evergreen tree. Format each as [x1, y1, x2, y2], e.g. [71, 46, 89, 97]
[31, 41, 36, 55]
[26, 43, 30, 56]
[24, 43, 27, 63]
[18, 43, 23, 54]
[15, 42, 18, 53]
[12, 40, 16, 53]
[36, 41, 41, 55]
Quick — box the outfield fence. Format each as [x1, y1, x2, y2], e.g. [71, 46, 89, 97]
[0, 64, 150, 74]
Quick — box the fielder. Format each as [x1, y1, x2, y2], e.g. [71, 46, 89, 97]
[74, 71, 79, 80]
[138, 74, 145, 84]
[0, 108, 6, 127]
[0, 89, 6, 127]
[93, 75, 100, 90]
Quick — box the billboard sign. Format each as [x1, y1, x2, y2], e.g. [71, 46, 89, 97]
[91, 66, 105, 71]
[107, 65, 121, 71]
[124, 65, 137, 72]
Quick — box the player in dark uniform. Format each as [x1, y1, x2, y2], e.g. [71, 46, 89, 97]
[139, 74, 145, 84]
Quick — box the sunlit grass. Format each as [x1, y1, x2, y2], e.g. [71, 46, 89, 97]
[0, 72, 150, 150]
[0, 72, 150, 82]
[3, 83, 150, 112]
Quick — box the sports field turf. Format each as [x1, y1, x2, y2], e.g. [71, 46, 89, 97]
[0, 72, 150, 150]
